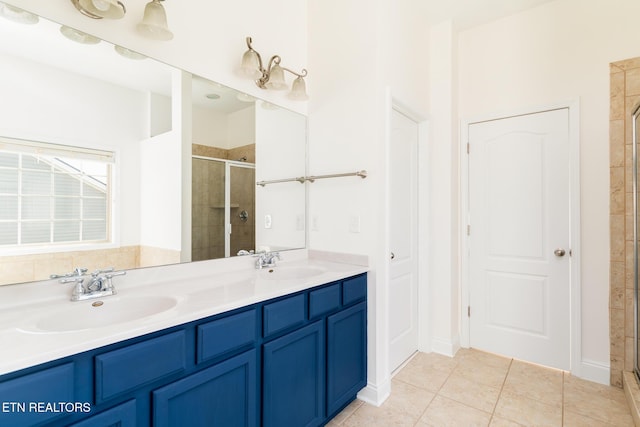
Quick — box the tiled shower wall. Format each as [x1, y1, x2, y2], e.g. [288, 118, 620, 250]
[609, 57, 640, 387]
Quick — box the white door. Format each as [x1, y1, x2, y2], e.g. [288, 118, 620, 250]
[468, 108, 571, 370]
[389, 109, 419, 372]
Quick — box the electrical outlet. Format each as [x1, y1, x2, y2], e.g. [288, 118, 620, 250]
[348, 215, 361, 233]
[311, 215, 319, 231]
[264, 214, 272, 229]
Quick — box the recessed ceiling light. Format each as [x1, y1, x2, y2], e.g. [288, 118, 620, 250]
[205, 93, 220, 100]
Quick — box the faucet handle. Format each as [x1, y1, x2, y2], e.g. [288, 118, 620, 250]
[59, 276, 85, 284]
[105, 270, 126, 279]
[50, 267, 88, 279]
[91, 267, 115, 277]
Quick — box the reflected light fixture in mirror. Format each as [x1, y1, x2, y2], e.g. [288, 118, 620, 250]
[70, 0, 173, 41]
[0, 2, 38, 24]
[60, 25, 101, 44]
[239, 36, 309, 101]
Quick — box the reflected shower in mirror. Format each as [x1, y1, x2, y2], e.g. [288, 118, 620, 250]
[0, 5, 306, 286]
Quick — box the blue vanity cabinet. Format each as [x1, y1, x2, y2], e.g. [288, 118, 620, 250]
[262, 321, 325, 427]
[69, 399, 137, 427]
[0, 273, 367, 427]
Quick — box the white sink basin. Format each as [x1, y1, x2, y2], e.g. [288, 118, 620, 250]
[258, 266, 326, 280]
[21, 296, 178, 333]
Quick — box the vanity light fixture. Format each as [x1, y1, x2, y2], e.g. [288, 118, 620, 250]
[137, 0, 173, 41]
[69, 0, 173, 41]
[239, 36, 309, 101]
[71, 0, 125, 19]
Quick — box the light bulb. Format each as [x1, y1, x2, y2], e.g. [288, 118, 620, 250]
[91, 0, 111, 12]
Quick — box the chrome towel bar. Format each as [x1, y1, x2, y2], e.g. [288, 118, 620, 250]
[256, 170, 367, 187]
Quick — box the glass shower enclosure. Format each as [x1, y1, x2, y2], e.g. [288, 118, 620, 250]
[192, 156, 255, 261]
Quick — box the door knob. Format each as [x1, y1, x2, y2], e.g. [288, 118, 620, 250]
[554, 248, 566, 257]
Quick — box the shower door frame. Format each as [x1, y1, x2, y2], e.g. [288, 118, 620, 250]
[633, 103, 640, 381]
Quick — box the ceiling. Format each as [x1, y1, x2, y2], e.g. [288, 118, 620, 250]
[420, 0, 557, 30]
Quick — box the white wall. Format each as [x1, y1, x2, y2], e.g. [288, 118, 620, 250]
[308, 0, 429, 404]
[457, 0, 640, 379]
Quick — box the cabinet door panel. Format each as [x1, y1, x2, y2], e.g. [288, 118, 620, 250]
[263, 321, 325, 427]
[327, 302, 367, 416]
[153, 349, 257, 427]
[69, 399, 136, 427]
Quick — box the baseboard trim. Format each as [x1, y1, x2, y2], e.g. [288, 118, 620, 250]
[357, 379, 391, 407]
[431, 336, 461, 357]
[578, 359, 610, 385]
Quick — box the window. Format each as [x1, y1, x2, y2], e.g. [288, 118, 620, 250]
[0, 137, 114, 248]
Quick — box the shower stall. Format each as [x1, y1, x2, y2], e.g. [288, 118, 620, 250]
[191, 156, 255, 261]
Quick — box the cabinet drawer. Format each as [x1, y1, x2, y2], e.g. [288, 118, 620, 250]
[95, 331, 186, 404]
[342, 275, 367, 305]
[263, 294, 305, 338]
[197, 309, 257, 364]
[309, 283, 341, 319]
[0, 363, 75, 426]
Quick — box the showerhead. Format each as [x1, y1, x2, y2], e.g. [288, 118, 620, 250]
[236, 156, 247, 162]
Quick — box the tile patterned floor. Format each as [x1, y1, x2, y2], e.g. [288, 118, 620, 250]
[328, 349, 634, 426]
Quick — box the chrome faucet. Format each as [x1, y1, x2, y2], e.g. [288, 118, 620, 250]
[254, 251, 281, 269]
[52, 267, 126, 301]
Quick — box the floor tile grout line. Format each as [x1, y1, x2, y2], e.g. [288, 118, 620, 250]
[487, 357, 514, 426]
[561, 371, 565, 426]
[411, 357, 460, 427]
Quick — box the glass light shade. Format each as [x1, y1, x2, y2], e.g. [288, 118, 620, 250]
[236, 92, 256, 103]
[60, 25, 101, 44]
[239, 49, 262, 79]
[78, 0, 125, 19]
[0, 3, 39, 24]
[137, 0, 173, 41]
[265, 64, 287, 90]
[288, 76, 309, 101]
[114, 45, 147, 60]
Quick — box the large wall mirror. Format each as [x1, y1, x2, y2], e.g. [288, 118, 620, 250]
[0, 6, 306, 286]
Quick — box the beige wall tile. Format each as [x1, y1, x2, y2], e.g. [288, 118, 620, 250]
[627, 68, 640, 96]
[611, 214, 626, 262]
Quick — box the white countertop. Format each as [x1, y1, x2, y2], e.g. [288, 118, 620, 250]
[0, 250, 368, 376]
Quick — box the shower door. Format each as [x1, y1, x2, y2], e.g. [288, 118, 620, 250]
[192, 157, 255, 261]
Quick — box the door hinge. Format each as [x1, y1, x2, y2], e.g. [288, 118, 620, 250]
[467, 143, 470, 154]
[467, 306, 471, 317]
[467, 224, 471, 235]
